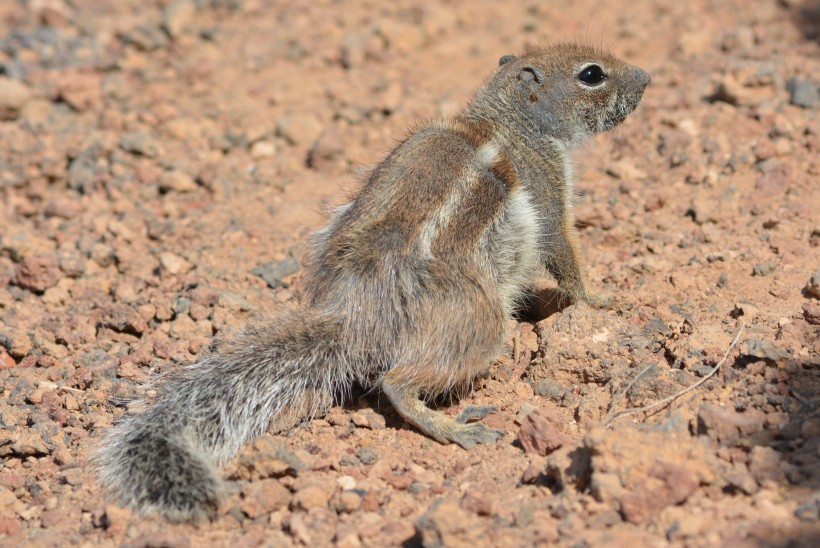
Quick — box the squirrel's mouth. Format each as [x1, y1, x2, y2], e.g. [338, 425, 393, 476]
[601, 87, 647, 131]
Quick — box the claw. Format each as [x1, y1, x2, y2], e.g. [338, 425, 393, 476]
[455, 404, 498, 424]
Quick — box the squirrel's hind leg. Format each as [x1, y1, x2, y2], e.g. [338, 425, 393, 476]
[380, 369, 503, 449]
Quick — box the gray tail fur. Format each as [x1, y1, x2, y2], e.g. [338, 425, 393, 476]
[95, 308, 351, 521]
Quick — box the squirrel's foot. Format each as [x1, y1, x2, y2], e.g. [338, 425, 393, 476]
[381, 376, 504, 450]
[451, 405, 503, 449]
[579, 291, 617, 309]
[560, 283, 617, 309]
[447, 421, 504, 449]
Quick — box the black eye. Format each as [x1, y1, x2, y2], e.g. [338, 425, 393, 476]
[579, 65, 606, 85]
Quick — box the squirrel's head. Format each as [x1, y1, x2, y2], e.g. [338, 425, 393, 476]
[482, 44, 650, 147]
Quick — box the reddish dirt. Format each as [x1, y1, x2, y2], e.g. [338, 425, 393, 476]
[1, 0, 819, 546]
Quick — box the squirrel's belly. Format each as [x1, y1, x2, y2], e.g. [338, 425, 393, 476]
[485, 188, 542, 313]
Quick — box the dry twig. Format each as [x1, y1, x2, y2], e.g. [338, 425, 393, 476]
[604, 361, 655, 417]
[603, 322, 746, 426]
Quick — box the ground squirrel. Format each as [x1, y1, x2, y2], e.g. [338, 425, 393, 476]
[97, 43, 650, 521]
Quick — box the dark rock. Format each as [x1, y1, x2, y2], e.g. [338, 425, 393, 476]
[250, 258, 302, 289]
[120, 131, 159, 158]
[787, 78, 819, 108]
[751, 262, 775, 276]
[172, 297, 191, 315]
[356, 447, 379, 465]
[805, 270, 820, 299]
[533, 379, 563, 400]
[742, 339, 790, 362]
[690, 364, 715, 377]
[67, 151, 99, 193]
[794, 494, 820, 523]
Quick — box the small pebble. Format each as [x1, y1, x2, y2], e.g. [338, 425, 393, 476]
[533, 379, 563, 400]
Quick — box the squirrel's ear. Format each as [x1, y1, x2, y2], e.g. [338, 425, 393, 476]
[518, 65, 544, 84]
[498, 54, 517, 66]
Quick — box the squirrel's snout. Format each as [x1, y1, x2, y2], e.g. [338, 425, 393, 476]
[634, 67, 651, 88]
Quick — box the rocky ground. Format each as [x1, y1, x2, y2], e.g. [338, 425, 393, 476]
[1, 0, 819, 546]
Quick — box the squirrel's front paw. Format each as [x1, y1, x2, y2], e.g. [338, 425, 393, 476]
[580, 291, 618, 309]
[563, 286, 617, 309]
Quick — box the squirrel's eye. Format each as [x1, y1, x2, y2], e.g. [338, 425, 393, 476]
[579, 65, 606, 85]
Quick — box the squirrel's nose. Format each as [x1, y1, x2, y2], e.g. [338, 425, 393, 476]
[634, 67, 651, 88]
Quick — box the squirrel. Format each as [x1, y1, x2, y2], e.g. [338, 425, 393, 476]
[96, 43, 650, 521]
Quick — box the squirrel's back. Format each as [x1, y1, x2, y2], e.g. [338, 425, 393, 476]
[305, 118, 543, 319]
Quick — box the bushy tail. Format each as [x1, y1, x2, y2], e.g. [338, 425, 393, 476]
[96, 308, 351, 521]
